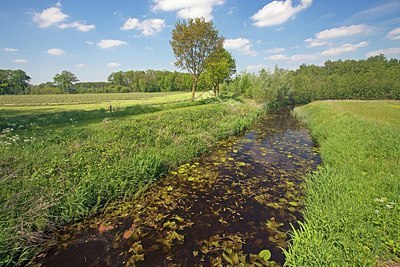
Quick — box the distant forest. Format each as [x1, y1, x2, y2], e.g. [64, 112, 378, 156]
[1, 55, 399, 106]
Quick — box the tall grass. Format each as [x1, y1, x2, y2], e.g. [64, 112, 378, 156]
[0, 97, 262, 266]
[285, 101, 400, 266]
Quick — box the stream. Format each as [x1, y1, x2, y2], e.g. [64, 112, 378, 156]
[33, 109, 320, 267]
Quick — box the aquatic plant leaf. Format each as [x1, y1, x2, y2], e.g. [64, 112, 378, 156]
[258, 249, 271, 261]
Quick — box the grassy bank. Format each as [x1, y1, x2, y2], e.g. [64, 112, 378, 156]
[285, 101, 400, 266]
[0, 96, 262, 265]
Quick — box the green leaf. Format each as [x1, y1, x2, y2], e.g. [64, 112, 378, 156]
[258, 249, 271, 261]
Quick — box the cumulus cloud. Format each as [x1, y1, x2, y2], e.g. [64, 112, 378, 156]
[12, 59, 28, 64]
[304, 38, 328, 48]
[76, 64, 87, 68]
[32, 2, 95, 31]
[59, 21, 95, 32]
[32, 2, 68, 28]
[320, 41, 369, 56]
[4, 47, 18, 52]
[121, 18, 165, 36]
[251, 0, 312, 27]
[47, 48, 65, 55]
[265, 53, 318, 61]
[97, 39, 127, 49]
[316, 24, 371, 39]
[266, 47, 285, 54]
[152, 0, 224, 20]
[107, 62, 121, 68]
[224, 38, 257, 56]
[386, 27, 400, 40]
[366, 47, 400, 58]
[305, 24, 371, 48]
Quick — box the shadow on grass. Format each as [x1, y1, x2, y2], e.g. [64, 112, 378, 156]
[0, 98, 224, 131]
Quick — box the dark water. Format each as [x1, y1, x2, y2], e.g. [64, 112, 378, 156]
[33, 109, 320, 267]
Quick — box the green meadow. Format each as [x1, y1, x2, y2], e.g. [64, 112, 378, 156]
[285, 101, 400, 266]
[0, 92, 198, 117]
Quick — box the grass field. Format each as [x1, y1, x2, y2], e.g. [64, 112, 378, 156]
[285, 101, 400, 266]
[0, 92, 200, 117]
[0, 93, 262, 266]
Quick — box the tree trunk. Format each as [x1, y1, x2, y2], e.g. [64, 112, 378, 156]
[191, 76, 198, 101]
[213, 83, 218, 96]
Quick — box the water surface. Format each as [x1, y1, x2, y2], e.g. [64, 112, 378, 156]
[34, 109, 320, 266]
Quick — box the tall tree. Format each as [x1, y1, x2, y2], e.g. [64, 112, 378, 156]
[0, 69, 31, 94]
[170, 18, 224, 100]
[205, 48, 236, 96]
[53, 70, 78, 93]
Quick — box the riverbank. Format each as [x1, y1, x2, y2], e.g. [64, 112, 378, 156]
[286, 101, 400, 266]
[32, 108, 320, 266]
[0, 95, 262, 266]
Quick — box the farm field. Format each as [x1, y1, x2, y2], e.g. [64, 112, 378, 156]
[286, 101, 400, 266]
[0, 93, 262, 265]
[0, 92, 198, 117]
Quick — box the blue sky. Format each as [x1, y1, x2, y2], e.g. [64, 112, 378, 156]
[1, 0, 399, 84]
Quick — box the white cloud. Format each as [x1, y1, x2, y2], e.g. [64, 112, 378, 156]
[265, 53, 318, 62]
[107, 62, 121, 68]
[32, 3, 68, 28]
[76, 64, 87, 68]
[320, 41, 369, 56]
[290, 54, 319, 61]
[86, 41, 94, 45]
[4, 47, 18, 52]
[265, 54, 289, 61]
[47, 48, 65, 56]
[97, 39, 127, 49]
[387, 27, 400, 40]
[251, 0, 312, 27]
[350, 2, 400, 22]
[59, 21, 95, 32]
[152, 0, 224, 20]
[315, 24, 371, 40]
[224, 38, 257, 56]
[12, 59, 28, 64]
[304, 38, 328, 48]
[245, 64, 269, 71]
[266, 47, 285, 54]
[366, 47, 400, 58]
[121, 18, 166, 36]
[305, 24, 371, 48]
[32, 3, 95, 32]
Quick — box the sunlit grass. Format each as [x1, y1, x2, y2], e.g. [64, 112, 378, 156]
[0, 95, 262, 266]
[285, 100, 400, 266]
[0, 92, 205, 117]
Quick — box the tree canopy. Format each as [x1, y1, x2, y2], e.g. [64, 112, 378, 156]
[53, 70, 79, 93]
[205, 48, 236, 96]
[170, 18, 224, 100]
[0, 69, 31, 95]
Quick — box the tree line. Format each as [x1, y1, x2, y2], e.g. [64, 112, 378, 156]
[30, 70, 196, 94]
[224, 54, 400, 107]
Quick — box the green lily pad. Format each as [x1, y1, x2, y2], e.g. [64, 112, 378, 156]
[258, 249, 271, 261]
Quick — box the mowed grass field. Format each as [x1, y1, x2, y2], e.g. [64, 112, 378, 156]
[0, 92, 263, 265]
[286, 101, 400, 266]
[0, 92, 197, 117]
